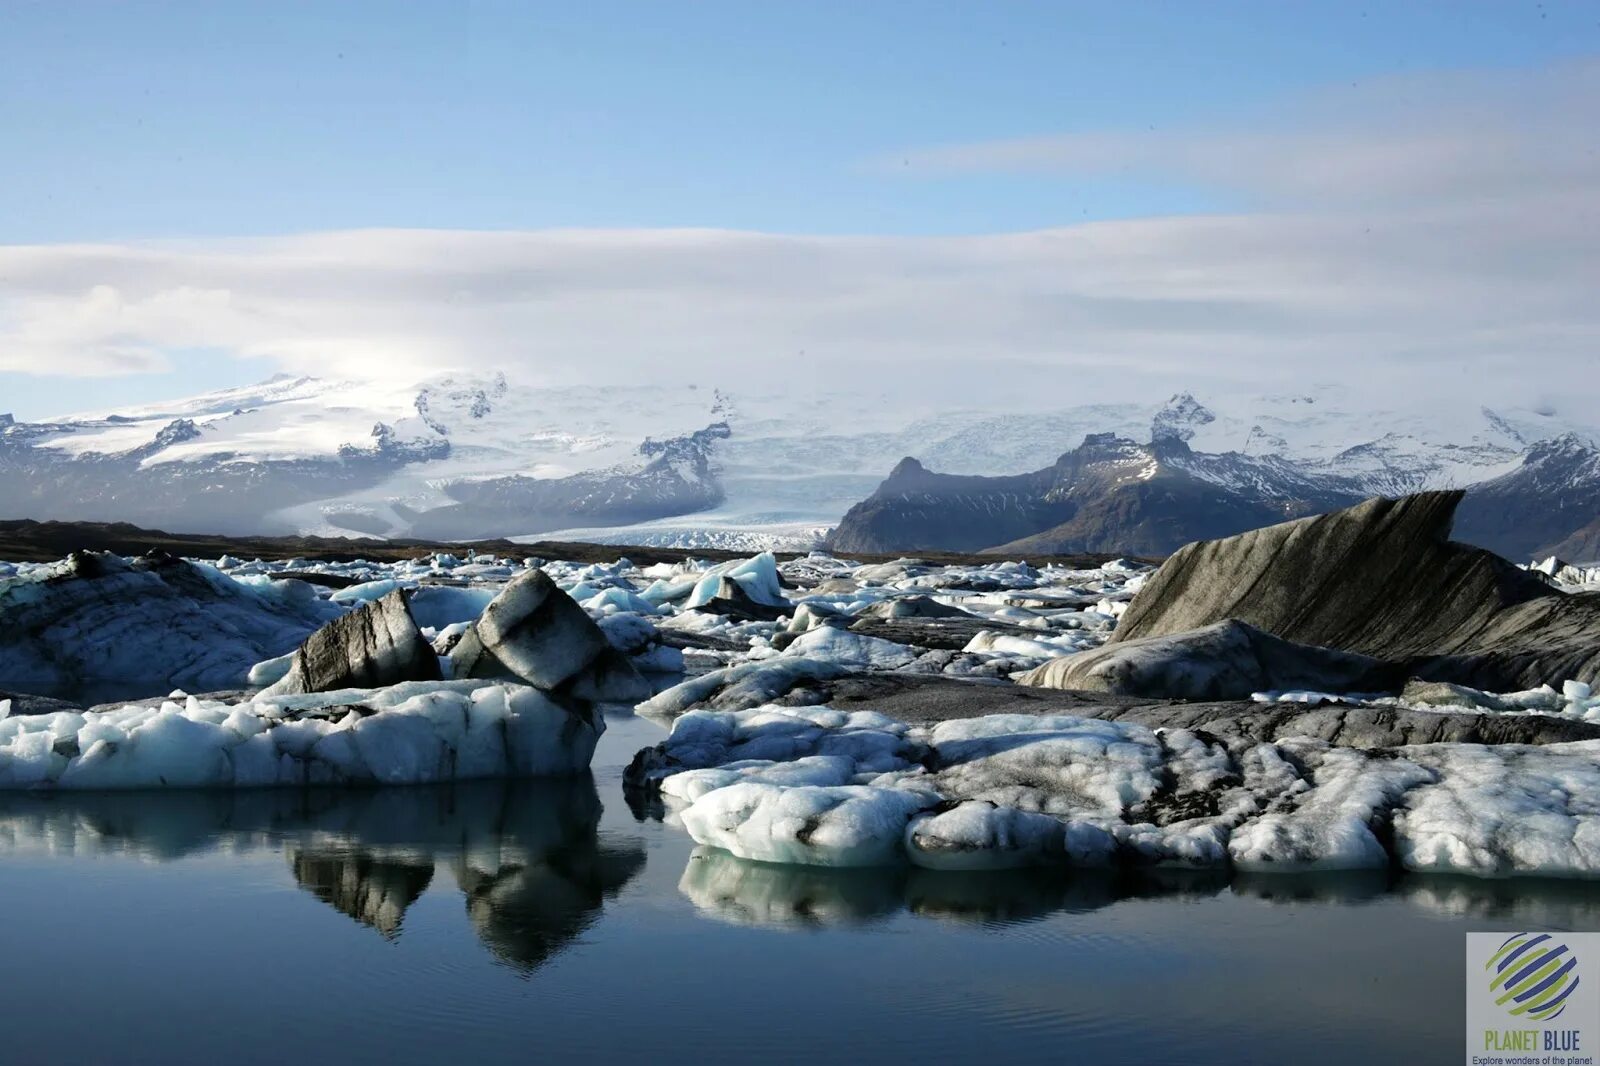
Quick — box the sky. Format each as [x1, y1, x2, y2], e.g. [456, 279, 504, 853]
[2, 1, 1598, 420]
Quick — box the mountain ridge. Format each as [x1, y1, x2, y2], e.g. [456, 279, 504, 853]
[4, 377, 1597, 554]
[829, 411, 1600, 560]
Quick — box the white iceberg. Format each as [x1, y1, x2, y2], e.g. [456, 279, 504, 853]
[679, 782, 936, 867]
[779, 626, 920, 670]
[0, 681, 602, 790]
[682, 553, 785, 610]
[633, 702, 1600, 879]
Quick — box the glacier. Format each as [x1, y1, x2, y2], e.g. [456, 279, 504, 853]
[6, 371, 1599, 555]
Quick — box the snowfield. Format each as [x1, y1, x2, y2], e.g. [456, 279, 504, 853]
[9, 370, 1598, 550]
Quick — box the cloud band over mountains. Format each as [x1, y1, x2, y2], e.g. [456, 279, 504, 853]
[2, 60, 1595, 412]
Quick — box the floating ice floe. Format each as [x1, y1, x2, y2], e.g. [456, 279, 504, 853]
[407, 585, 497, 631]
[905, 801, 1074, 871]
[963, 628, 1091, 660]
[329, 578, 404, 605]
[1252, 677, 1600, 724]
[635, 659, 852, 719]
[683, 552, 785, 610]
[628, 703, 1600, 878]
[779, 626, 921, 670]
[0, 681, 602, 790]
[186, 548, 1149, 695]
[680, 783, 936, 867]
[263, 588, 441, 696]
[1526, 556, 1600, 592]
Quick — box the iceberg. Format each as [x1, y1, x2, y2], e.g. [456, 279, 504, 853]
[779, 626, 920, 670]
[0, 551, 341, 696]
[0, 681, 602, 790]
[682, 553, 785, 611]
[629, 702, 1600, 879]
[679, 782, 937, 867]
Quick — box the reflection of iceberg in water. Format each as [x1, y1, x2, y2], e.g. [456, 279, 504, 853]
[679, 847, 1600, 931]
[291, 853, 434, 939]
[677, 848, 1217, 929]
[0, 777, 645, 971]
[679, 846, 905, 928]
[454, 833, 647, 973]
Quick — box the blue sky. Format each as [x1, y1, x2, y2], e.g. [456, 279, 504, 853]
[5, 1, 1595, 240]
[2, 2, 1599, 418]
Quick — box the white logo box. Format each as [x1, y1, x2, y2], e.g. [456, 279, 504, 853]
[1468, 932, 1599, 1066]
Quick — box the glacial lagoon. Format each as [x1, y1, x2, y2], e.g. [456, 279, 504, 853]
[0, 711, 1588, 1066]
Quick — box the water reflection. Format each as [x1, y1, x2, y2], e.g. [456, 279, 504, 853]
[679, 847, 1600, 931]
[292, 852, 434, 939]
[0, 777, 645, 973]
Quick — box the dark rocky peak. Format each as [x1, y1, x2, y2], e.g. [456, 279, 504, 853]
[342, 422, 450, 463]
[1151, 392, 1216, 443]
[639, 421, 732, 467]
[1149, 433, 1197, 461]
[869, 455, 974, 496]
[1496, 434, 1600, 494]
[1038, 434, 1159, 502]
[415, 377, 500, 432]
[888, 456, 927, 480]
[0, 413, 12, 429]
[1523, 433, 1599, 466]
[1333, 432, 1410, 461]
[151, 418, 202, 449]
[1062, 433, 1150, 468]
[1241, 424, 1289, 453]
[413, 390, 447, 435]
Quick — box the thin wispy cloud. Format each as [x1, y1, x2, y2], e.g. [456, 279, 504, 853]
[885, 60, 1600, 206]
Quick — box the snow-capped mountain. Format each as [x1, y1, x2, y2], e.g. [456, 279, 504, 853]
[828, 431, 1359, 557]
[1454, 434, 1600, 558]
[0, 373, 731, 540]
[2, 376, 1596, 556]
[829, 394, 1600, 560]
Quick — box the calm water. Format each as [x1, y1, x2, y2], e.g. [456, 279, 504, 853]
[0, 709, 1593, 1066]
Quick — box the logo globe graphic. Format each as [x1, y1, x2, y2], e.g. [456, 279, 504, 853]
[1486, 933, 1581, 1021]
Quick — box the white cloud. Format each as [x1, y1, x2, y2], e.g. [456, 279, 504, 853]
[0, 61, 1596, 415]
[889, 60, 1600, 207]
